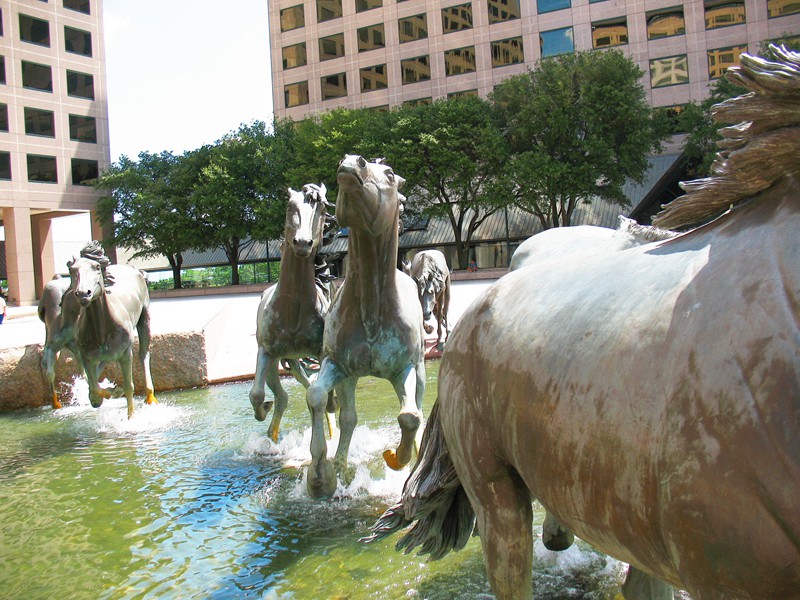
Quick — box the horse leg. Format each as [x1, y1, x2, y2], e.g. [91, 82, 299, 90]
[249, 346, 271, 421]
[622, 566, 675, 600]
[288, 359, 338, 439]
[136, 309, 157, 406]
[385, 362, 424, 470]
[119, 349, 136, 419]
[542, 510, 575, 551]
[265, 357, 289, 443]
[306, 358, 347, 499]
[332, 377, 357, 483]
[83, 359, 109, 409]
[42, 345, 62, 409]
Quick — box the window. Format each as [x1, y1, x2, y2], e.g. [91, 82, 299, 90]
[27, 154, 57, 183]
[19, 14, 50, 47]
[360, 64, 388, 91]
[63, 0, 91, 14]
[282, 43, 307, 69]
[22, 61, 53, 92]
[540, 26, 574, 57]
[488, 0, 520, 23]
[650, 55, 689, 87]
[284, 81, 309, 107]
[319, 33, 345, 61]
[403, 97, 432, 107]
[768, 0, 800, 17]
[71, 158, 98, 185]
[656, 105, 689, 134]
[321, 73, 347, 100]
[444, 46, 477, 76]
[491, 37, 524, 67]
[66, 70, 94, 99]
[0, 151, 10, 180]
[401, 55, 431, 84]
[538, 0, 570, 14]
[356, 0, 382, 11]
[317, 0, 342, 22]
[64, 26, 92, 56]
[708, 44, 747, 78]
[1, 9, 4, 36]
[0, 103, 8, 131]
[448, 89, 478, 99]
[280, 5, 305, 31]
[704, 0, 746, 28]
[399, 14, 427, 43]
[0, 57, 5, 84]
[592, 17, 628, 48]
[69, 114, 97, 142]
[24, 107, 55, 137]
[358, 24, 385, 52]
[646, 7, 685, 39]
[442, 3, 473, 33]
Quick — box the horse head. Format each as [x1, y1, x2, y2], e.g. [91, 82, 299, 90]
[336, 155, 405, 236]
[68, 241, 112, 307]
[286, 184, 330, 259]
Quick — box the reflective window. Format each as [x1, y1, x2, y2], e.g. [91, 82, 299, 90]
[444, 46, 477, 76]
[538, 0, 570, 14]
[284, 81, 309, 107]
[540, 26, 574, 57]
[66, 70, 94, 99]
[1, 10, 4, 36]
[0, 103, 8, 131]
[24, 107, 55, 137]
[64, 26, 92, 56]
[650, 55, 689, 87]
[360, 64, 388, 92]
[358, 23, 385, 52]
[69, 114, 97, 143]
[356, 0, 382, 11]
[403, 97, 432, 106]
[592, 17, 628, 48]
[491, 37, 524, 67]
[704, 0, 746, 28]
[317, 0, 343, 22]
[27, 154, 57, 183]
[71, 158, 98, 185]
[19, 14, 50, 47]
[0, 56, 4, 84]
[448, 89, 478, 99]
[22, 61, 53, 92]
[280, 5, 305, 31]
[63, 0, 91, 14]
[488, 0, 520, 23]
[399, 14, 428, 43]
[0, 151, 10, 180]
[321, 73, 347, 100]
[768, 0, 800, 17]
[708, 44, 747, 78]
[646, 8, 685, 39]
[282, 43, 307, 69]
[319, 33, 345, 61]
[442, 3, 473, 33]
[401, 55, 431, 84]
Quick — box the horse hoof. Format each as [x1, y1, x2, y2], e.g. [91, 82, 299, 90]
[254, 403, 271, 422]
[383, 449, 405, 471]
[307, 460, 336, 499]
[424, 323, 434, 334]
[52, 393, 62, 410]
[145, 391, 157, 405]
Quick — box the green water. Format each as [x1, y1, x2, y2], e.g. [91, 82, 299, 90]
[0, 361, 625, 599]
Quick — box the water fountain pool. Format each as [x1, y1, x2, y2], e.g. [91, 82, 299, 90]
[0, 362, 626, 599]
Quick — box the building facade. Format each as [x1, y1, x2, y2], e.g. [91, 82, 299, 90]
[269, 0, 800, 120]
[0, 0, 110, 306]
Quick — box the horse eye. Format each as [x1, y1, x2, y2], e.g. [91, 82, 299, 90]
[386, 170, 395, 183]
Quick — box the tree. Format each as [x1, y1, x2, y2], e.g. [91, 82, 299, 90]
[492, 49, 668, 229]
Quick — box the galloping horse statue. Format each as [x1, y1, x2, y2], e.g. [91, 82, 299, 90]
[69, 241, 157, 419]
[369, 47, 800, 599]
[409, 250, 451, 348]
[305, 155, 425, 499]
[249, 184, 338, 441]
[38, 275, 82, 409]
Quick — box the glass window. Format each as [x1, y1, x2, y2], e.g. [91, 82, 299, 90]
[360, 64, 388, 92]
[71, 158, 98, 185]
[1, 10, 4, 37]
[401, 55, 431, 84]
[708, 44, 747, 78]
[768, 0, 800, 17]
[540, 27, 574, 57]
[22, 61, 53, 92]
[280, 5, 305, 31]
[448, 89, 478, 99]
[403, 97, 432, 106]
[284, 81, 309, 107]
[0, 56, 5, 84]
[442, 3, 473, 33]
[319, 33, 345, 61]
[0, 151, 10, 180]
[704, 0, 746, 28]
[282, 43, 307, 69]
[63, 0, 91, 14]
[488, 0, 521, 23]
[0, 103, 8, 131]
[592, 17, 628, 48]
[66, 70, 94, 99]
[491, 37, 525, 67]
[321, 73, 347, 100]
[27, 154, 57, 183]
[358, 24, 385, 52]
[646, 7, 685, 39]
[356, 0, 382, 11]
[64, 26, 92, 56]
[650, 55, 689, 87]
[69, 114, 97, 142]
[19, 14, 50, 47]
[24, 107, 55, 137]
[538, 0, 570, 14]
[444, 46, 477, 76]
[317, 0, 342, 22]
[399, 14, 428, 43]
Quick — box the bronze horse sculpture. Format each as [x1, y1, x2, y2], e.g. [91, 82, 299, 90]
[369, 48, 800, 599]
[249, 184, 337, 441]
[409, 250, 451, 348]
[305, 155, 425, 499]
[68, 242, 157, 419]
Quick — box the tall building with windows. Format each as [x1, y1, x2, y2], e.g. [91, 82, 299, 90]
[0, 0, 110, 306]
[269, 0, 800, 120]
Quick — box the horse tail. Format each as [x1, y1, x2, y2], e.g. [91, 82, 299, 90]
[364, 399, 475, 559]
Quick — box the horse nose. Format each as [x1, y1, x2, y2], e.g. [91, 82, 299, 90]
[74, 288, 92, 303]
[357, 156, 367, 168]
[293, 237, 313, 251]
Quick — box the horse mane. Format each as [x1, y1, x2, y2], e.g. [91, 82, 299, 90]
[654, 45, 800, 230]
[79, 241, 115, 287]
[616, 216, 678, 243]
[419, 254, 447, 293]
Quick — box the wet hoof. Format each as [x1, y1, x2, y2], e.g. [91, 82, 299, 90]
[89, 395, 104, 409]
[307, 460, 336, 499]
[127, 406, 135, 420]
[253, 401, 272, 422]
[267, 425, 279, 443]
[145, 391, 158, 405]
[52, 392, 63, 410]
[423, 323, 434, 334]
[383, 449, 405, 471]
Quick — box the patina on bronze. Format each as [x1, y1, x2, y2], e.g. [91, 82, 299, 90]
[409, 249, 451, 349]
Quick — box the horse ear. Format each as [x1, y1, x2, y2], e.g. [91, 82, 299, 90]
[396, 175, 406, 189]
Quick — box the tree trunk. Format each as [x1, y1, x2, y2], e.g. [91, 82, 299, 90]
[230, 259, 240, 285]
[168, 253, 183, 289]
